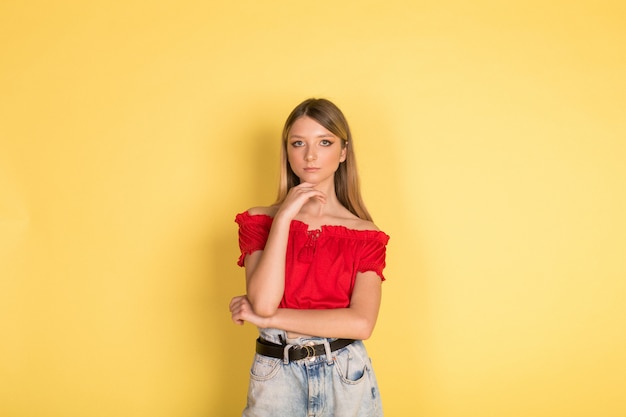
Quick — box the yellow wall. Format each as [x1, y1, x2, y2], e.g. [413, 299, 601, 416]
[1, 1, 625, 416]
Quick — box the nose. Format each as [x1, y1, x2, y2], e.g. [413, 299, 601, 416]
[305, 149, 316, 161]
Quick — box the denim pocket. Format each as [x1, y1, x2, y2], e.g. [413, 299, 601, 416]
[249, 354, 281, 381]
[333, 346, 369, 385]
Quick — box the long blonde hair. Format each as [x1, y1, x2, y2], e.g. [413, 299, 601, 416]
[274, 98, 372, 221]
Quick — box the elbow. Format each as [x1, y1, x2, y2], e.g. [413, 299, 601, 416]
[253, 305, 278, 318]
[248, 297, 279, 318]
[246, 288, 281, 318]
[353, 316, 377, 340]
[357, 327, 374, 341]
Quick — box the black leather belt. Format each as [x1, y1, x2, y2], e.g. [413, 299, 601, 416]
[256, 337, 355, 362]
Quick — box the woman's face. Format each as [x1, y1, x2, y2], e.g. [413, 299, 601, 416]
[286, 116, 346, 186]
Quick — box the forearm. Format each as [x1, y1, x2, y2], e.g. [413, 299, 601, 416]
[262, 272, 382, 340]
[266, 307, 378, 340]
[245, 217, 290, 316]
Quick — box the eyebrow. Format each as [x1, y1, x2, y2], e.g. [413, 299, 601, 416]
[289, 134, 335, 139]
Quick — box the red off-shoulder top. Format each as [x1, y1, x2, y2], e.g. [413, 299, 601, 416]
[235, 211, 390, 310]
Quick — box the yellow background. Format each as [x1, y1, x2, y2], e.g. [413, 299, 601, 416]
[1, 1, 625, 416]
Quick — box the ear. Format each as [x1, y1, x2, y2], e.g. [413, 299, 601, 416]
[339, 142, 348, 162]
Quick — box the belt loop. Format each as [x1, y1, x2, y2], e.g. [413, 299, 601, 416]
[323, 339, 333, 365]
[283, 344, 293, 364]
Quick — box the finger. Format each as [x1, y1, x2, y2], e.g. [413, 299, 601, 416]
[296, 188, 325, 201]
[229, 295, 244, 311]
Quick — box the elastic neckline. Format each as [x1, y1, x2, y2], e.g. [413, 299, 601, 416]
[240, 211, 390, 241]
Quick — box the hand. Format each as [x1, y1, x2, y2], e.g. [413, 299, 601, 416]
[275, 182, 326, 222]
[229, 295, 270, 328]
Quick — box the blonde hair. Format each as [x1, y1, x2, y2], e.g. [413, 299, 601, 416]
[274, 98, 372, 221]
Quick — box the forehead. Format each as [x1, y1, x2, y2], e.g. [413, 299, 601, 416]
[289, 116, 335, 138]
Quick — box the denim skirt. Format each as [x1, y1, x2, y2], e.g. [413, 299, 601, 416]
[242, 328, 383, 417]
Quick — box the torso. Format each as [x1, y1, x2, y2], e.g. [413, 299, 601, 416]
[244, 205, 382, 339]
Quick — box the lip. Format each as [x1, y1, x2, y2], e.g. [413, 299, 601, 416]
[303, 167, 320, 172]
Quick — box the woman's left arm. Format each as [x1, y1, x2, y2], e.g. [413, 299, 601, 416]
[229, 271, 382, 340]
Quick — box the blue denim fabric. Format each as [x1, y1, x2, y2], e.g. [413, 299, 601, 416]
[242, 328, 383, 417]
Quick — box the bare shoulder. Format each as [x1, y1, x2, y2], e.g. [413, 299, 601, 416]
[335, 209, 380, 232]
[246, 205, 279, 217]
[346, 217, 380, 232]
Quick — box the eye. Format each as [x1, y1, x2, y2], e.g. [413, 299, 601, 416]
[320, 139, 333, 146]
[290, 140, 304, 147]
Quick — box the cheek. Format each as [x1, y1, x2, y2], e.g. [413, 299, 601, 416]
[286, 149, 302, 167]
[287, 150, 298, 163]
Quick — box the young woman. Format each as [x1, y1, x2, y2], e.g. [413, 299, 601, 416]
[229, 98, 390, 416]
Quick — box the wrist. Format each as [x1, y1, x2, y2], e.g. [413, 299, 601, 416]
[272, 212, 293, 227]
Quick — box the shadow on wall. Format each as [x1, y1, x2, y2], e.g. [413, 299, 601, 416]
[206, 227, 256, 414]
[206, 122, 279, 415]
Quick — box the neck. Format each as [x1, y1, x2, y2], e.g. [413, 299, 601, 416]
[300, 179, 340, 216]
[311, 177, 336, 197]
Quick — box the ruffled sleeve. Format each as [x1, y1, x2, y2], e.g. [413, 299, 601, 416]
[357, 232, 390, 281]
[234, 211, 272, 267]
